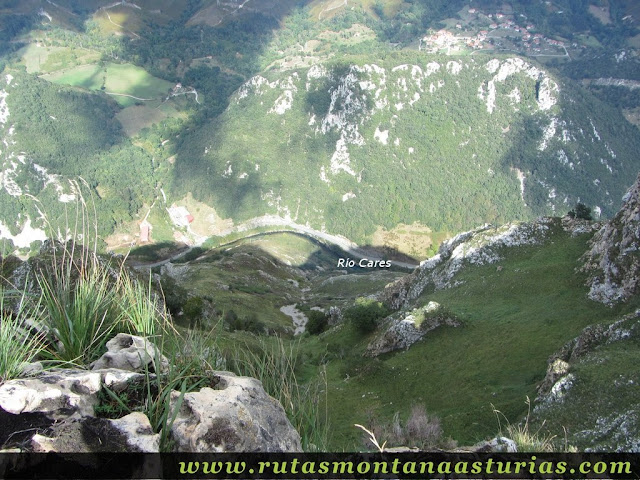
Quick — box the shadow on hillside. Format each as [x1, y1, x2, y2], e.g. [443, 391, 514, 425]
[128, 231, 417, 272]
[126, 235, 413, 333]
[0, 9, 38, 59]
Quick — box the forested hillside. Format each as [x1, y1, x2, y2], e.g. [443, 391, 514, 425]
[0, 72, 159, 246]
[172, 53, 640, 243]
[1, 0, 640, 255]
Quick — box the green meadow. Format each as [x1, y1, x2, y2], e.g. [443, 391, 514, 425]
[294, 223, 634, 449]
[46, 62, 173, 107]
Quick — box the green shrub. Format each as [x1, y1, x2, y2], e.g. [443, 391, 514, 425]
[183, 296, 204, 326]
[160, 275, 188, 316]
[567, 202, 593, 221]
[226, 311, 266, 334]
[306, 310, 329, 335]
[344, 298, 390, 334]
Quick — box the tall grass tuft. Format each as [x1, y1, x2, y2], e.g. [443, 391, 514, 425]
[117, 271, 166, 338]
[229, 337, 329, 451]
[31, 185, 174, 364]
[492, 397, 557, 452]
[100, 327, 217, 451]
[0, 287, 45, 383]
[36, 245, 120, 365]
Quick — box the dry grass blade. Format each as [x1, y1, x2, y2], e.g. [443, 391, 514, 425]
[355, 423, 387, 452]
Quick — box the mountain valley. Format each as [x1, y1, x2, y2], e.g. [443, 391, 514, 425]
[1, 0, 640, 453]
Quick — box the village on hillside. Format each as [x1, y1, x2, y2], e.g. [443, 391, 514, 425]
[419, 6, 582, 59]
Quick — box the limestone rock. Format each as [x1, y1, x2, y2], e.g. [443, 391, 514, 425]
[90, 333, 169, 373]
[109, 412, 160, 452]
[0, 369, 102, 418]
[18, 361, 43, 377]
[561, 216, 601, 237]
[328, 306, 343, 326]
[537, 316, 638, 401]
[581, 173, 640, 304]
[381, 219, 554, 309]
[102, 369, 147, 392]
[169, 372, 302, 452]
[471, 436, 518, 452]
[365, 317, 423, 357]
[536, 359, 570, 400]
[0, 335, 302, 453]
[365, 302, 460, 356]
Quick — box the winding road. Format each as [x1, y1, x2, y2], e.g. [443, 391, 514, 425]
[133, 216, 420, 270]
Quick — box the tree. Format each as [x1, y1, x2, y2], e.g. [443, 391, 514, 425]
[183, 296, 204, 326]
[344, 299, 390, 334]
[568, 202, 593, 220]
[306, 310, 328, 335]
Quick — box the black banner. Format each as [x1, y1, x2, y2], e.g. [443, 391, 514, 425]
[1, 452, 640, 479]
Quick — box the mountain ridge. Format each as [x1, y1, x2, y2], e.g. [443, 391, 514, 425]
[171, 52, 640, 247]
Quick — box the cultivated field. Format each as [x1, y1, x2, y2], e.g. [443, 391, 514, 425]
[46, 62, 173, 107]
[115, 105, 169, 137]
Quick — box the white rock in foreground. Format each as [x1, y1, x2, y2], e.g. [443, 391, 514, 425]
[169, 372, 302, 452]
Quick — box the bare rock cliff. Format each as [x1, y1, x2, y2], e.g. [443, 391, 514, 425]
[581, 173, 640, 305]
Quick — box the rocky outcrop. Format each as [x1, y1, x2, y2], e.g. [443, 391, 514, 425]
[365, 316, 423, 357]
[581, 173, 640, 305]
[470, 436, 518, 453]
[533, 311, 640, 451]
[0, 367, 151, 451]
[90, 333, 169, 373]
[365, 302, 461, 356]
[0, 368, 129, 418]
[381, 219, 554, 309]
[0, 335, 301, 453]
[170, 373, 301, 452]
[537, 314, 639, 403]
[561, 216, 601, 237]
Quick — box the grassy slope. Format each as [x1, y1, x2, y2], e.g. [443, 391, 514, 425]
[46, 62, 173, 107]
[153, 232, 404, 333]
[530, 310, 640, 450]
[299, 222, 634, 450]
[543, 338, 640, 449]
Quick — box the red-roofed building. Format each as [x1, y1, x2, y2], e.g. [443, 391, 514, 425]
[140, 222, 150, 243]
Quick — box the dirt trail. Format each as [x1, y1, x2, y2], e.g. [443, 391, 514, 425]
[99, 1, 142, 39]
[318, 0, 348, 19]
[280, 304, 307, 335]
[105, 92, 153, 101]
